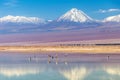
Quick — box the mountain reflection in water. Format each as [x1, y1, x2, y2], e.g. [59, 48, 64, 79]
[0, 52, 120, 80]
[0, 63, 120, 80]
[0, 65, 42, 77]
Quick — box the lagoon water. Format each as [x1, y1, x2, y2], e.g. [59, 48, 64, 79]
[0, 52, 120, 80]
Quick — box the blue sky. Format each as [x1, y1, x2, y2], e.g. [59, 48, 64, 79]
[0, 0, 120, 20]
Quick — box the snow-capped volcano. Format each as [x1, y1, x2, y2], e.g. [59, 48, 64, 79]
[0, 15, 45, 24]
[57, 8, 93, 23]
[103, 14, 120, 22]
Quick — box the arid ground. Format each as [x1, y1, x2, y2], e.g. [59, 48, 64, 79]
[0, 45, 120, 54]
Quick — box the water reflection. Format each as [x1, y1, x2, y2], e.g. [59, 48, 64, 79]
[59, 67, 88, 80]
[0, 63, 120, 80]
[0, 52, 120, 80]
[0, 65, 43, 77]
[104, 66, 120, 76]
[59, 63, 120, 80]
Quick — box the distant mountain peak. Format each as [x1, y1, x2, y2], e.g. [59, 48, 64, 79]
[57, 8, 93, 23]
[0, 15, 45, 24]
[103, 14, 120, 22]
[70, 8, 79, 12]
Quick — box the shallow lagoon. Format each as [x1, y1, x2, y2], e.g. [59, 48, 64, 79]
[0, 52, 120, 80]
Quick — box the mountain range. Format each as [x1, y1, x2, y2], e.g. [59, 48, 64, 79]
[0, 8, 120, 43]
[0, 8, 119, 34]
[0, 8, 120, 24]
[0, 15, 45, 24]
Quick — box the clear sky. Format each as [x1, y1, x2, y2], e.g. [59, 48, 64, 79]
[0, 0, 120, 20]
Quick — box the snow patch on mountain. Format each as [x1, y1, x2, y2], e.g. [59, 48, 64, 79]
[58, 8, 93, 23]
[103, 14, 120, 22]
[0, 15, 45, 24]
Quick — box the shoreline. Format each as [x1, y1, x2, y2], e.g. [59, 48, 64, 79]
[0, 45, 120, 54]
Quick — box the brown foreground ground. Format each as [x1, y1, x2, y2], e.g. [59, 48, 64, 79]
[0, 45, 120, 54]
